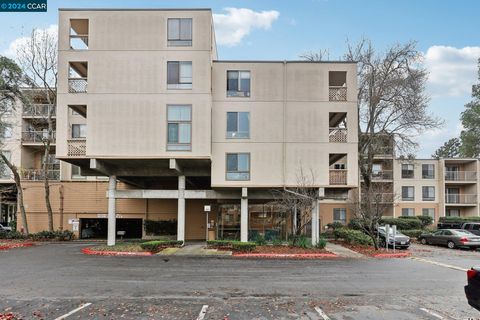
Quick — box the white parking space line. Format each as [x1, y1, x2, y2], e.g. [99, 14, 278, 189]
[54, 303, 92, 320]
[410, 257, 468, 272]
[196, 305, 208, 320]
[419, 307, 445, 319]
[314, 306, 331, 320]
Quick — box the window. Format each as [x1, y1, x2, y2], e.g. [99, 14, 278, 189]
[167, 105, 191, 151]
[422, 164, 435, 179]
[401, 164, 414, 178]
[71, 165, 85, 179]
[70, 19, 89, 50]
[167, 18, 192, 46]
[446, 209, 460, 217]
[422, 208, 435, 219]
[422, 186, 435, 201]
[401, 186, 414, 201]
[227, 112, 250, 138]
[226, 153, 250, 181]
[167, 61, 192, 89]
[1, 125, 12, 139]
[71, 124, 86, 138]
[333, 208, 347, 224]
[372, 164, 382, 174]
[401, 208, 415, 217]
[227, 71, 250, 97]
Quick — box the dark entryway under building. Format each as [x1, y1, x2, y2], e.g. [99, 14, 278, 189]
[80, 218, 143, 239]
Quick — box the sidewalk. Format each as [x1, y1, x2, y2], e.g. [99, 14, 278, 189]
[326, 242, 365, 258]
[158, 243, 232, 256]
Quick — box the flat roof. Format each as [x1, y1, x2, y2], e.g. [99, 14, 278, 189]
[213, 60, 356, 64]
[59, 8, 211, 11]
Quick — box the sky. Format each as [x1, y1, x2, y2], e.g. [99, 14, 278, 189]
[0, 0, 479, 158]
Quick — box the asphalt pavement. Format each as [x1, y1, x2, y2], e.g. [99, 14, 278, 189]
[0, 242, 479, 319]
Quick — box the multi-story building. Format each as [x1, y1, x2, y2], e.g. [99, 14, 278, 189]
[39, 8, 359, 244]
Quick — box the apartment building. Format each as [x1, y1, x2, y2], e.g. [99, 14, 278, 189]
[29, 8, 361, 245]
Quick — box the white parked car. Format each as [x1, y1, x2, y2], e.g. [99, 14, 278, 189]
[0, 223, 12, 232]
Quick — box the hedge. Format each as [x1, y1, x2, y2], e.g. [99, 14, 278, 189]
[438, 216, 480, 224]
[380, 218, 422, 230]
[140, 240, 183, 252]
[400, 229, 428, 239]
[207, 240, 257, 252]
[333, 228, 373, 246]
[0, 230, 75, 241]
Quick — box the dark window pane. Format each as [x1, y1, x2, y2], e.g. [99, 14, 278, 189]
[168, 123, 178, 143]
[167, 62, 179, 84]
[227, 112, 238, 132]
[179, 18, 192, 40]
[226, 154, 238, 171]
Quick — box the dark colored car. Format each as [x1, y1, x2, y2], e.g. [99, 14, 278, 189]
[419, 229, 480, 249]
[465, 268, 480, 311]
[377, 226, 411, 249]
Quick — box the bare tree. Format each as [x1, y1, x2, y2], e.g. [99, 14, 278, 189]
[0, 56, 30, 234]
[299, 49, 330, 62]
[16, 28, 57, 231]
[271, 167, 319, 246]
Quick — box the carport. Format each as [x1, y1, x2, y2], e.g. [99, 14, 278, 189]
[80, 218, 143, 239]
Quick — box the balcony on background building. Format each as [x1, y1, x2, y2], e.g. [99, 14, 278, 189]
[23, 104, 56, 118]
[21, 131, 56, 144]
[445, 194, 477, 204]
[21, 168, 60, 181]
[371, 170, 393, 181]
[445, 171, 477, 182]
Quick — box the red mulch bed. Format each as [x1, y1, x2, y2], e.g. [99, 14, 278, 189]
[82, 247, 153, 256]
[253, 245, 331, 254]
[0, 242, 34, 250]
[330, 240, 410, 258]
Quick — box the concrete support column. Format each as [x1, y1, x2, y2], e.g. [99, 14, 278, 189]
[177, 175, 186, 243]
[241, 187, 248, 242]
[107, 175, 117, 246]
[311, 199, 319, 246]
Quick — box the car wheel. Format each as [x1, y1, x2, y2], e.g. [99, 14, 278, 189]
[420, 238, 428, 245]
[447, 241, 455, 249]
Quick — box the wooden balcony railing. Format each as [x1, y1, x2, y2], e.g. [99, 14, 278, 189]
[329, 169, 348, 185]
[23, 104, 56, 117]
[21, 169, 60, 181]
[68, 78, 88, 93]
[67, 139, 86, 157]
[445, 171, 477, 182]
[329, 128, 347, 143]
[329, 86, 347, 101]
[445, 194, 477, 204]
[21, 131, 56, 143]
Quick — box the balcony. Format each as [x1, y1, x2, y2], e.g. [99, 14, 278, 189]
[329, 169, 347, 185]
[68, 78, 88, 93]
[329, 71, 347, 101]
[21, 169, 60, 181]
[329, 86, 347, 101]
[371, 170, 393, 180]
[329, 128, 347, 143]
[67, 139, 86, 157]
[445, 194, 477, 205]
[23, 104, 56, 118]
[22, 131, 56, 144]
[70, 19, 89, 50]
[445, 171, 477, 182]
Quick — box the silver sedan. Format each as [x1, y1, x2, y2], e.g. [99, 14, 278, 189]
[419, 229, 480, 249]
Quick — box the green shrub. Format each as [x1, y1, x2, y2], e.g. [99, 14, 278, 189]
[333, 228, 373, 246]
[0, 230, 26, 240]
[206, 240, 231, 247]
[326, 222, 345, 230]
[347, 218, 366, 230]
[140, 240, 183, 252]
[400, 229, 426, 239]
[438, 216, 480, 224]
[416, 216, 433, 228]
[8, 220, 17, 231]
[315, 238, 327, 249]
[29, 230, 75, 241]
[271, 237, 283, 246]
[231, 241, 256, 252]
[144, 219, 177, 236]
[380, 218, 422, 230]
[254, 235, 266, 246]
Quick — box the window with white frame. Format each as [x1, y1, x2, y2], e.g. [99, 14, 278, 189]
[401, 163, 414, 178]
[167, 105, 191, 151]
[422, 186, 435, 201]
[226, 153, 250, 181]
[167, 61, 192, 89]
[333, 208, 347, 224]
[402, 186, 414, 201]
[227, 71, 250, 97]
[71, 124, 86, 138]
[226, 112, 250, 138]
[401, 208, 415, 217]
[167, 18, 192, 46]
[422, 164, 435, 179]
[422, 208, 435, 219]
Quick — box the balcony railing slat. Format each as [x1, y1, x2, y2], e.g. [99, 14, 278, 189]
[67, 139, 86, 157]
[329, 128, 347, 143]
[22, 131, 56, 143]
[329, 169, 348, 185]
[21, 169, 60, 181]
[445, 171, 477, 181]
[23, 104, 56, 117]
[445, 194, 477, 204]
[329, 86, 347, 101]
[68, 78, 88, 93]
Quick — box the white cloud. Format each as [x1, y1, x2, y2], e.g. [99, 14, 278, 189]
[424, 46, 480, 97]
[3, 24, 58, 59]
[213, 8, 279, 47]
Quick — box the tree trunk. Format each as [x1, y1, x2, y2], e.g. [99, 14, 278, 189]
[43, 105, 54, 232]
[1, 154, 28, 234]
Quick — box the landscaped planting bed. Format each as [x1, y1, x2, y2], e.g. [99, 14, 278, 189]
[83, 240, 184, 256]
[0, 241, 34, 250]
[331, 240, 410, 258]
[253, 245, 331, 254]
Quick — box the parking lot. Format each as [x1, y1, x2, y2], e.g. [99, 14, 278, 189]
[0, 242, 479, 319]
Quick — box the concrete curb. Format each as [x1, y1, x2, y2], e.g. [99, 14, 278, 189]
[82, 247, 153, 256]
[232, 253, 337, 259]
[0, 243, 34, 250]
[372, 252, 411, 258]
